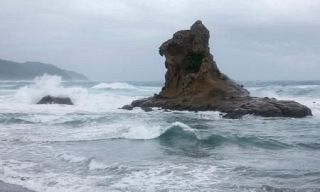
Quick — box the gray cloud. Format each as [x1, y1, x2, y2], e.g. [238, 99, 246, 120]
[0, 0, 319, 80]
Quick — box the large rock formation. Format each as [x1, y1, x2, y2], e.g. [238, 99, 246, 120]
[126, 20, 312, 118]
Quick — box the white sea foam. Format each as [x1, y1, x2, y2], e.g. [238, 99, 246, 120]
[0, 159, 105, 192]
[15, 75, 88, 105]
[118, 122, 163, 140]
[56, 153, 87, 163]
[88, 159, 108, 170]
[0, 75, 139, 114]
[92, 82, 136, 90]
[119, 121, 198, 140]
[171, 121, 193, 131]
[106, 162, 222, 191]
[0, 158, 223, 192]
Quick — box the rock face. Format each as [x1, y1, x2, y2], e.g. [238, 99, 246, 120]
[37, 95, 73, 105]
[127, 20, 312, 118]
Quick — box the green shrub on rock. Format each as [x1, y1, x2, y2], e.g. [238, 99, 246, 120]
[183, 52, 205, 73]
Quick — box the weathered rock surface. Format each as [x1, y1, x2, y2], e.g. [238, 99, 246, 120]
[37, 95, 73, 105]
[125, 20, 312, 118]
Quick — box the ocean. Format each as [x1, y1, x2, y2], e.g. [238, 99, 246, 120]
[0, 75, 319, 192]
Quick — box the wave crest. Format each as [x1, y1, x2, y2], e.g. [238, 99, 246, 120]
[158, 122, 290, 149]
[92, 82, 136, 90]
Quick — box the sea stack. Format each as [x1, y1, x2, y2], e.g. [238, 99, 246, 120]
[126, 20, 312, 118]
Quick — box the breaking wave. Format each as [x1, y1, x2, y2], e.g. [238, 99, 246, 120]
[1, 116, 319, 151]
[92, 82, 136, 90]
[2, 75, 136, 114]
[158, 122, 291, 149]
[15, 75, 88, 105]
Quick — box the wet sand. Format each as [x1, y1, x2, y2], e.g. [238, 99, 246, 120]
[0, 181, 34, 192]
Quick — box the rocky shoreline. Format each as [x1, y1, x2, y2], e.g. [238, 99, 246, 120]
[124, 20, 312, 118]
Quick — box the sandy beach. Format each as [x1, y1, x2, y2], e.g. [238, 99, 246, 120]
[0, 181, 34, 192]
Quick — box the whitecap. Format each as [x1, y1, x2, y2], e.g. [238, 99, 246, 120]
[88, 159, 108, 170]
[119, 121, 197, 140]
[92, 82, 136, 90]
[55, 153, 87, 163]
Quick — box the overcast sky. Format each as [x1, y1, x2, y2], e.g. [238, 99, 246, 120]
[0, 0, 319, 81]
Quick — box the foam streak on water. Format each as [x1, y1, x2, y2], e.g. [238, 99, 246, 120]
[0, 76, 319, 192]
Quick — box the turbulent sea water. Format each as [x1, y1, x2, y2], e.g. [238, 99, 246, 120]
[0, 75, 319, 192]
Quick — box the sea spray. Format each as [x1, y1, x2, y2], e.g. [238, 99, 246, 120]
[15, 75, 88, 105]
[10, 75, 136, 113]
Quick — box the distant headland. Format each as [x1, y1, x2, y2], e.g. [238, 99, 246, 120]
[0, 59, 87, 80]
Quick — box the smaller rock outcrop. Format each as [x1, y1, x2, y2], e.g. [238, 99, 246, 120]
[121, 104, 134, 110]
[37, 95, 73, 105]
[123, 20, 312, 119]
